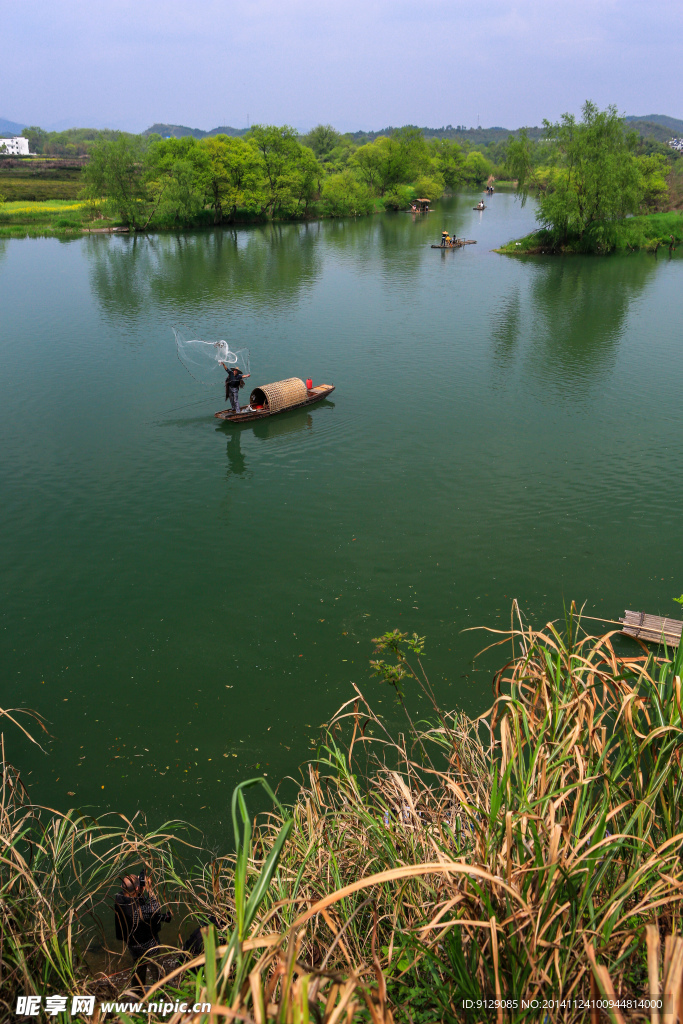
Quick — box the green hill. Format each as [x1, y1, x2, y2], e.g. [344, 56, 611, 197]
[625, 114, 683, 142]
[143, 123, 249, 139]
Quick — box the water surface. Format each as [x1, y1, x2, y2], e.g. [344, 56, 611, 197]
[1, 193, 682, 840]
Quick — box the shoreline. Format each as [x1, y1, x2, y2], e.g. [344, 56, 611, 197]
[497, 209, 683, 255]
[0, 185, 513, 240]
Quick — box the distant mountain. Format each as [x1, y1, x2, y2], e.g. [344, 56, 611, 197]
[625, 114, 683, 143]
[0, 118, 27, 136]
[143, 123, 249, 139]
[626, 114, 683, 133]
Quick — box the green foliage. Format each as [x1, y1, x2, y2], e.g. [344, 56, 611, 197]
[23, 126, 131, 157]
[22, 126, 49, 154]
[247, 124, 317, 216]
[320, 171, 374, 216]
[145, 136, 209, 226]
[351, 128, 433, 197]
[504, 128, 532, 202]
[501, 210, 683, 254]
[302, 123, 342, 160]
[427, 138, 465, 190]
[81, 135, 151, 228]
[382, 184, 415, 210]
[413, 173, 445, 202]
[638, 153, 670, 210]
[200, 135, 264, 222]
[462, 150, 493, 185]
[537, 101, 668, 243]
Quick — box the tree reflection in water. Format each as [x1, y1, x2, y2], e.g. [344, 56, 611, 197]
[86, 224, 322, 324]
[490, 288, 522, 375]
[528, 254, 656, 400]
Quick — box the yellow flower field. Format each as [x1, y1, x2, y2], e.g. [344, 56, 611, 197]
[2, 201, 89, 214]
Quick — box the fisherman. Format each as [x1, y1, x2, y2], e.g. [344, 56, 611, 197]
[114, 870, 172, 994]
[221, 363, 251, 415]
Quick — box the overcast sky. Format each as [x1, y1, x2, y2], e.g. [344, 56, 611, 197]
[3, 0, 682, 133]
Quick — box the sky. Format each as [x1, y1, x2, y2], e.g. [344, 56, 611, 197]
[3, 0, 682, 133]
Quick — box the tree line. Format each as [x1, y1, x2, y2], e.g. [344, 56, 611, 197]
[70, 103, 677, 231]
[79, 124, 499, 228]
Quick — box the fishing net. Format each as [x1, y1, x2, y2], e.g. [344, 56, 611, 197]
[172, 327, 250, 385]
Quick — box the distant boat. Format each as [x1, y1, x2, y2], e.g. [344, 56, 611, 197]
[431, 239, 477, 249]
[215, 378, 335, 423]
[474, 202, 486, 211]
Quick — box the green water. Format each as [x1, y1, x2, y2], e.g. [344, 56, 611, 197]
[2, 193, 682, 841]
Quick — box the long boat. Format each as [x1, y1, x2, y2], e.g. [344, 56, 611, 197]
[215, 377, 335, 423]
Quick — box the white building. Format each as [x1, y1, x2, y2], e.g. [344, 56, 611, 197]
[0, 137, 30, 156]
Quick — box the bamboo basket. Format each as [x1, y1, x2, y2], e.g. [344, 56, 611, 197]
[249, 378, 308, 413]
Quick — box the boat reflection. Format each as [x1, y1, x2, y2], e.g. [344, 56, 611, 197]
[252, 411, 315, 441]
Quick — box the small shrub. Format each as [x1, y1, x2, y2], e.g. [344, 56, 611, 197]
[383, 184, 414, 210]
[320, 172, 375, 217]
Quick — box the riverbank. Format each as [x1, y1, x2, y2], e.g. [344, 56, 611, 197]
[3, 615, 682, 1022]
[498, 210, 683, 255]
[0, 198, 385, 238]
[0, 185, 500, 239]
[0, 199, 123, 238]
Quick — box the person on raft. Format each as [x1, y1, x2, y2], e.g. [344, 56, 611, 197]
[441, 231, 451, 247]
[221, 363, 251, 414]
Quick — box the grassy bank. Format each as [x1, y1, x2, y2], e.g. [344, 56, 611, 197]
[2, 609, 683, 1021]
[0, 200, 125, 238]
[498, 210, 683, 255]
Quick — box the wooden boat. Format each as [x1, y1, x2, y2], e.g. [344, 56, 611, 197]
[431, 239, 477, 249]
[473, 203, 486, 210]
[215, 377, 335, 423]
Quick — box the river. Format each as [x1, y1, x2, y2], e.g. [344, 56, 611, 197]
[1, 192, 682, 841]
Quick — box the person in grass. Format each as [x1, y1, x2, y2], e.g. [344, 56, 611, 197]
[221, 363, 251, 415]
[114, 872, 172, 993]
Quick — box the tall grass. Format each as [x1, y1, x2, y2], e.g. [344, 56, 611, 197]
[2, 606, 683, 1021]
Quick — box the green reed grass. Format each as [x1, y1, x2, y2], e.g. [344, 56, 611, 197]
[2, 606, 683, 1021]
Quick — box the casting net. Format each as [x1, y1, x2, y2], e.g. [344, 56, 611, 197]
[173, 327, 250, 385]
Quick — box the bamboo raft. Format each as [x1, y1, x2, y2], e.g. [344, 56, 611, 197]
[431, 239, 477, 249]
[619, 610, 682, 647]
[215, 378, 335, 423]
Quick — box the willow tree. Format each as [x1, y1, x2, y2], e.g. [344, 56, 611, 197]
[537, 101, 650, 243]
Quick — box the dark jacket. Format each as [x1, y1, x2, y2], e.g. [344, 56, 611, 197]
[114, 893, 171, 957]
[225, 371, 244, 397]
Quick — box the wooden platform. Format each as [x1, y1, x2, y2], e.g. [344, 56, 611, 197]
[431, 239, 477, 249]
[620, 610, 682, 647]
